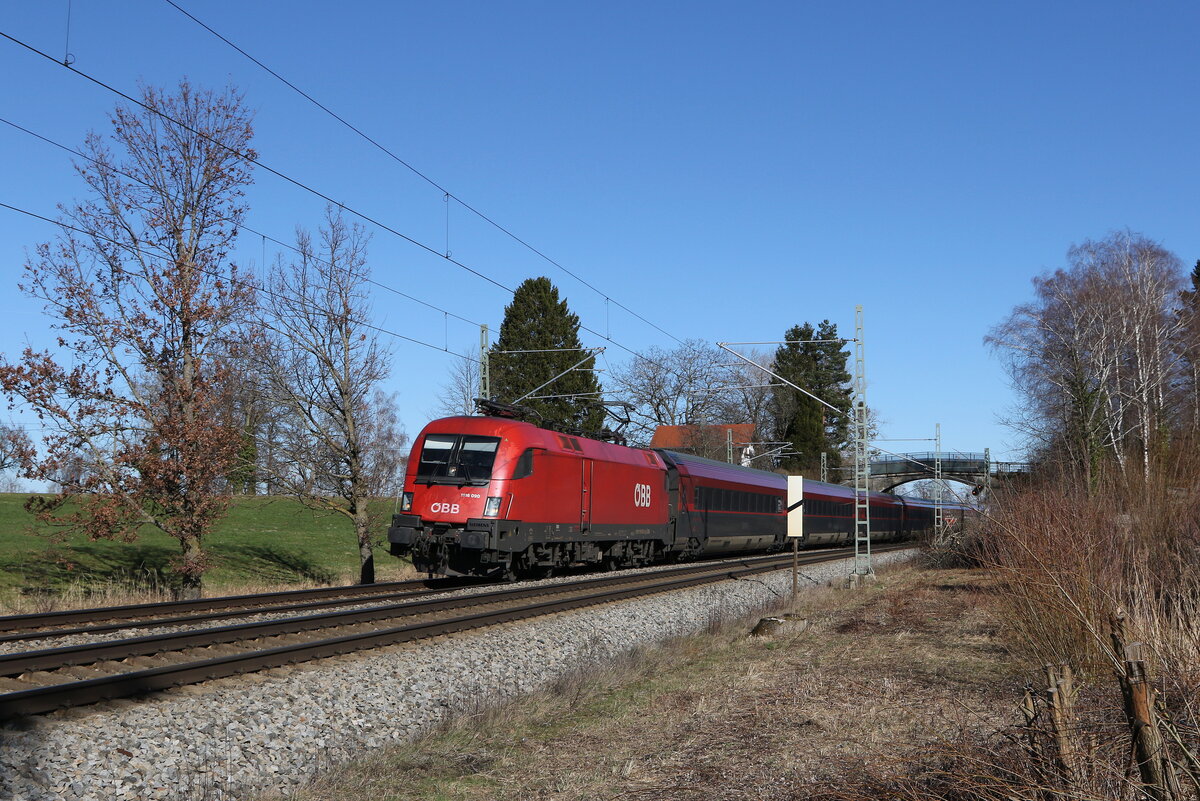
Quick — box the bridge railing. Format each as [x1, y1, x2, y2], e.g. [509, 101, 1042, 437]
[869, 452, 1030, 477]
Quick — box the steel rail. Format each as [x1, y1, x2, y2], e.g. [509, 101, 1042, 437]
[0, 543, 847, 635]
[0, 578, 454, 633]
[0, 550, 847, 675]
[0, 547, 850, 645]
[0, 546, 906, 719]
[0, 582, 480, 645]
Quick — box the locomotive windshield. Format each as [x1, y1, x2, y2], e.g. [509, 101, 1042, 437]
[415, 434, 502, 485]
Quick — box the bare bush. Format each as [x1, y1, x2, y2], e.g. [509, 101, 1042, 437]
[980, 449, 1200, 676]
[887, 445, 1200, 801]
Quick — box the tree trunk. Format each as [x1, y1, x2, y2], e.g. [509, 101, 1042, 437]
[177, 532, 204, 600]
[358, 541, 375, 585]
[355, 503, 375, 585]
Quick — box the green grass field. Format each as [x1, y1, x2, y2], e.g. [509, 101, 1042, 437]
[0, 494, 414, 603]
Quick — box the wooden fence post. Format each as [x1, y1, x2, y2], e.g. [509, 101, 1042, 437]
[1111, 609, 1180, 801]
[1045, 663, 1078, 786]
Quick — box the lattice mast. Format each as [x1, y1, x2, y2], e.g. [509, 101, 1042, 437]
[934, 422, 943, 533]
[479, 324, 490, 401]
[852, 305, 872, 577]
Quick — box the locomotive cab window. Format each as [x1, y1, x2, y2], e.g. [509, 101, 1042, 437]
[415, 434, 502, 486]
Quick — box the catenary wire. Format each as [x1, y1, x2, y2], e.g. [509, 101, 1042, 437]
[0, 29, 512, 295]
[0, 29, 679, 377]
[0, 200, 482, 364]
[0, 116, 487, 331]
[161, 0, 685, 346]
[0, 111, 661, 375]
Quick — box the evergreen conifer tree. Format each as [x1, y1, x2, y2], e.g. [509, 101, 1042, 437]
[769, 320, 852, 474]
[489, 277, 604, 433]
[1180, 260, 1200, 434]
[1182, 259, 1200, 308]
[813, 320, 853, 465]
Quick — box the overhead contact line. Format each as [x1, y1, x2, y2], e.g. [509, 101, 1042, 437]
[0, 29, 512, 294]
[0, 28, 681, 371]
[161, 0, 684, 347]
[0, 200, 481, 362]
[1, 113, 487, 330]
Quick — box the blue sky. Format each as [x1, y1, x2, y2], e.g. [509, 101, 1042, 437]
[2, 1, 1198, 470]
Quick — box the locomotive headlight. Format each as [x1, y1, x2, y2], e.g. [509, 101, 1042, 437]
[400, 492, 413, 512]
[483, 496, 502, 517]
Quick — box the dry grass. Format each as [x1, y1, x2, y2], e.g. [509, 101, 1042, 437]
[822, 449, 1200, 801]
[279, 564, 1018, 801]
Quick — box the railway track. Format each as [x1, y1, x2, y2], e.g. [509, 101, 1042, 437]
[0, 544, 906, 720]
[0, 576, 472, 638]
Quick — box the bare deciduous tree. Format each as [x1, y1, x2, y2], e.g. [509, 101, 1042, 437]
[988, 231, 1185, 483]
[714, 349, 777, 454]
[609, 340, 736, 445]
[255, 208, 406, 584]
[0, 81, 256, 597]
[222, 365, 290, 495]
[431, 345, 482, 419]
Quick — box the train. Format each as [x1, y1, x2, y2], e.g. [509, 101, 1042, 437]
[387, 409, 967, 579]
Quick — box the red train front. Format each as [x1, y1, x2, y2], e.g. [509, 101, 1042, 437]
[388, 415, 672, 578]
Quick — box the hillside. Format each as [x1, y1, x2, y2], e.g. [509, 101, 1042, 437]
[0, 494, 414, 605]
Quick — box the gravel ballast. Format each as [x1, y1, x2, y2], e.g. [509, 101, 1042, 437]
[0, 550, 910, 800]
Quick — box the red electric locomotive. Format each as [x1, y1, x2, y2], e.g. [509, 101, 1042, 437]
[388, 414, 674, 578]
[388, 410, 969, 578]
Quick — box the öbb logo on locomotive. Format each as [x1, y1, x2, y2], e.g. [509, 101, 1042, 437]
[388, 413, 970, 579]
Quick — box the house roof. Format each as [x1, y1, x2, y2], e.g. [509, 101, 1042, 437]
[649, 423, 756, 449]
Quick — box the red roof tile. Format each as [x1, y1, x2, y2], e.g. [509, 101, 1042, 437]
[649, 423, 756, 449]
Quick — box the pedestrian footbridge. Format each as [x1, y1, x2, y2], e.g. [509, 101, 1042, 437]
[868, 451, 1029, 493]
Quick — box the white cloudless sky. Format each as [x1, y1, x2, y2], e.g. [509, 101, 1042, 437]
[2, 1, 1198, 467]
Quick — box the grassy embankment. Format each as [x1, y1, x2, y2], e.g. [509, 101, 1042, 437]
[0, 493, 415, 609]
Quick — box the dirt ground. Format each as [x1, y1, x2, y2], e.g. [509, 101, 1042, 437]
[284, 562, 1022, 801]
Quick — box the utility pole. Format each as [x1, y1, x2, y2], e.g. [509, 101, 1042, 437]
[820, 451, 828, 483]
[727, 428, 734, 464]
[478, 324, 490, 401]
